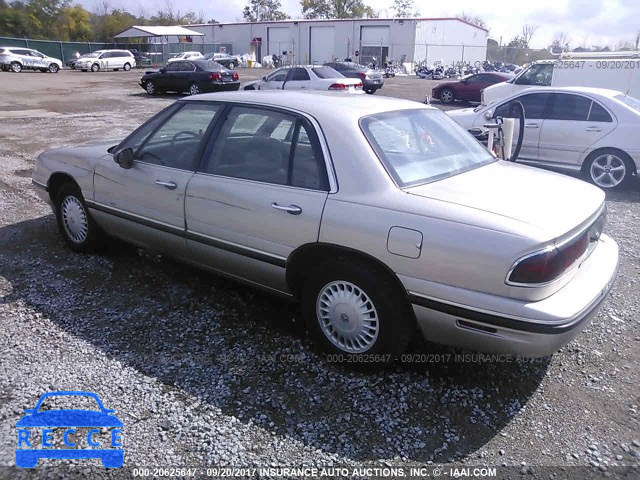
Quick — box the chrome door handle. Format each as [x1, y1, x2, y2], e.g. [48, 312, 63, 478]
[585, 127, 602, 132]
[155, 180, 177, 190]
[271, 203, 302, 215]
[525, 123, 540, 128]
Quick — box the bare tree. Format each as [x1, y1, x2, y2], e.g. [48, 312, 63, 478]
[521, 24, 539, 47]
[457, 11, 488, 30]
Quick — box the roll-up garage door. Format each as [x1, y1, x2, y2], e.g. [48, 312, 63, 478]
[360, 26, 390, 46]
[268, 27, 292, 56]
[310, 26, 335, 64]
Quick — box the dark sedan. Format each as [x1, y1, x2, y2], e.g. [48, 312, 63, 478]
[202, 52, 240, 69]
[324, 61, 384, 94]
[140, 60, 240, 96]
[431, 72, 513, 104]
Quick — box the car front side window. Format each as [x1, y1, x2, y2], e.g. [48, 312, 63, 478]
[515, 64, 552, 86]
[494, 93, 552, 120]
[135, 103, 221, 170]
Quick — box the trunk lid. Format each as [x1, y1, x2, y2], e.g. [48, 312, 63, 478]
[405, 161, 605, 240]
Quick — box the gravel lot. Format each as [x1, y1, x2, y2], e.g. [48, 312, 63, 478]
[0, 68, 639, 479]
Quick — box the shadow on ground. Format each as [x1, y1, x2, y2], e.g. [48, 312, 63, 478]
[0, 214, 556, 463]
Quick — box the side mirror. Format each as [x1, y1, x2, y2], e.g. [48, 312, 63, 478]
[262, 76, 267, 81]
[114, 148, 134, 169]
[484, 110, 493, 120]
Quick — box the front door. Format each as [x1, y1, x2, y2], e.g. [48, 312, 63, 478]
[260, 69, 287, 90]
[283, 67, 311, 90]
[92, 102, 222, 256]
[491, 92, 552, 162]
[185, 105, 330, 293]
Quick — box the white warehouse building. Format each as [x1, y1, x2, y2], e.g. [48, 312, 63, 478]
[186, 17, 488, 67]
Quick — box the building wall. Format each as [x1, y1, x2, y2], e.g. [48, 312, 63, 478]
[414, 19, 488, 67]
[187, 18, 486, 66]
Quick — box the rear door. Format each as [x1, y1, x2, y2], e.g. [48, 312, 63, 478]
[283, 67, 311, 90]
[491, 92, 552, 162]
[538, 93, 617, 166]
[93, 102, 221, 255]
[185, 105, 331, 292]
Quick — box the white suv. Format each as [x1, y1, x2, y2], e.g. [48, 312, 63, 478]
[0, 47, 62, 73]
[75, 50, 136, 72]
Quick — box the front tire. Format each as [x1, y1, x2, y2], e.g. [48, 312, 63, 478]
[123, 63, 131, 71]
[584, 149, 635, 189]
[54, 184, 104, 253]
[48, 63, 59, 73]
[91, 63, 99, 72]
[440, 88, 455, 104]
[302, 258, 413, 367]
[145, 81, 156, 95]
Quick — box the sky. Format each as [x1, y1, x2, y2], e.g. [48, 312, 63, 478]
[84, 0, 640, 50]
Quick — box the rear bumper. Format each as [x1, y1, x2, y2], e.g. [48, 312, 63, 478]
[364, 79, 384, 91]
[407, 234, 619, 357]
[203, 82, 240, 92]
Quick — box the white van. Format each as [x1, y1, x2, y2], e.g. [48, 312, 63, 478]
[482, 52, 640, 105]
[74, 50, 136, 72]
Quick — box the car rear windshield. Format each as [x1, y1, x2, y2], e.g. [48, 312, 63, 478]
[615, 94, 640, 113]
[360, 109, 496, 187]
[195, 60, 222, 70]
[312, 67, 342, 78]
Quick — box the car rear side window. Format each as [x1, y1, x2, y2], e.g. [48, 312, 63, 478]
[204, 106, 328, 190]
[547, 93, 592, 121]
[588, 101, 613, 122]
[290, 68, 310, 81]
[312, 67, 342, 78]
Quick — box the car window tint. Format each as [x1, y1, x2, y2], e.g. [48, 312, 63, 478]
[312, 67, 342, 78]
[588, 101, 613, 122]
[547, 93, 591, 121]
[515, 63, 552, 86]
[290, 68, 310, 81]
[204, 107, 328, 190]
[494, 93, 551, 120]
[136, 103, 220, 170]
[165, 62, 180, 72]
[464, 75, 480, 83]
[290, 122, 329, 190]
[267, 71, 287, 82]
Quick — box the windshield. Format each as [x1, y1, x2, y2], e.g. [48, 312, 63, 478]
[615, 94, 640, 113]
[85, 53, 99, 58]
[360, 109, 496, 187]
[312, 66, 343, 78]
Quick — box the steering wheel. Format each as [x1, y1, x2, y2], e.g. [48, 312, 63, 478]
[171, 130, 198, 146]
[140, 151, 166, 166]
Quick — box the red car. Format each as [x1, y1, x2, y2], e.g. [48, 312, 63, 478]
[432, 72, 513, 104]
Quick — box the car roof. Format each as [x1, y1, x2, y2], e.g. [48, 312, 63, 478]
[513, 86, 623, 98]
[184, 91, 432, 118]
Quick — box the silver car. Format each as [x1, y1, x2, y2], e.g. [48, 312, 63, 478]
[32, 91, 619, 366]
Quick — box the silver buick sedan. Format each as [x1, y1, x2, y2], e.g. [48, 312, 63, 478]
[32, 91, 619, 366]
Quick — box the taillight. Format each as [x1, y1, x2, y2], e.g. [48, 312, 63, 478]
[356, 72, 367, 80]
[355, 82, 363, 89]
[328, 83, 348, 90]
[208, 72, 221, 80]
[232, 72, 239, 80]
[507, 232, 590, 285]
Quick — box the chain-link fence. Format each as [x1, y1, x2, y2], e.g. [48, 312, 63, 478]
[0, 36, 238, 67]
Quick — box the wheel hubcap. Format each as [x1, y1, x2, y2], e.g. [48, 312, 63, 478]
[146, 82, 154, 94]
[442, 91, 452, 102]
[591, 154, 626, 187]
[190, 84, 199, 95]
[316, 281, 379, 353]
[61, 196, 89, 244]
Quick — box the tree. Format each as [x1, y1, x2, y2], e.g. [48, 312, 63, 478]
[301, 0, 378, 20]
[549, 31, 570, 54]
[58, 4, 92, 41]
[243, 0, 289, 21]
[457, 11, 487, 30]
[520, 24, 539, 48]
[391, 0, 418, 18]
[28, 0, 70, 38]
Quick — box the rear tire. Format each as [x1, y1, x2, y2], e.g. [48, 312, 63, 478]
[91, 63, 99, 72]
[583, 148, 635, 190]
[365, 89, 374, 94]
[10, 62, 21, 73]
[302, 258, 414, 368]
[440, 88, 455, 104]
[54, 184, 105, 253]
[188, 82, 200, 96]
